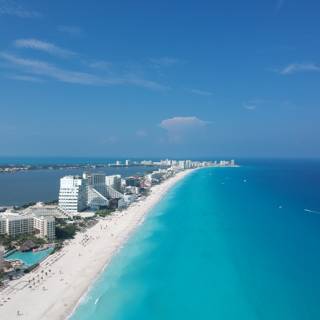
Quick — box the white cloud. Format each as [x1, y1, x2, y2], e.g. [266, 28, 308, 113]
[58, 25, 83, 37]
[14, 39, 75, 58]
[191, 89, 213, 96]
[160, 116, 209, 143]
[280, 63, 320, 75]
[243, 103, 256, 111]
[160, 116, 208, 130]
[0, 52, 168, 90]
[1, 52, 101, 84]
[0, 0, 41, 18]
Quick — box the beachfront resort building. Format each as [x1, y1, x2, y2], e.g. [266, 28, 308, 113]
[0, 245, 4, 272]
[83, 172, 107, 195]
[0, 217, 5, 235]
[105, 175, 122, 192]
[59, 176, 87, 213]
[87, 186, 109, 210]
[83, 172, 109, 209]
[0, 211, 56, 240]
[0, 213, 34, 238]
[33, 216, 55, 241]
[59, 174, 112, 212]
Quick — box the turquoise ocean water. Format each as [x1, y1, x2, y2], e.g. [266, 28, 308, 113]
[71, 161, 320, 319]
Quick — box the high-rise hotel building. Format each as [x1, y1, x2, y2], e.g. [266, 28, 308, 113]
[83, 172, 106, 196]
[58, 176, 87, 213]
[33, 216, 55, 241]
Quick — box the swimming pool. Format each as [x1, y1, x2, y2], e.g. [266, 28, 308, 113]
[5, 248, 53, 267]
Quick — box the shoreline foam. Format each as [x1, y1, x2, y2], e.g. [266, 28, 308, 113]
[0, 169, 194, 320]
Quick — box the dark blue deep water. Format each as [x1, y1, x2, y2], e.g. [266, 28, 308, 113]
[71, 160, 320, 319]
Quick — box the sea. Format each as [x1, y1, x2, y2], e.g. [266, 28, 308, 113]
[68, 159, 320, 320]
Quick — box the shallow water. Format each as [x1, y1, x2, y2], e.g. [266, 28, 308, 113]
[71, 160, 320, 319]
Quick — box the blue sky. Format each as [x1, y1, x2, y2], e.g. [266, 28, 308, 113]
[0, 0, 319, 158]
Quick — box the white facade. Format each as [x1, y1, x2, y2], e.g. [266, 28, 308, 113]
[59, 176, 87, 213]
[87, 186, 109, 209]
[106, 185, 124, 199]
[0, 212, 56, 240]
[0, 213, 34, 238]
[105, 175, 122, 192]
[185, 160, 192, 169]
[34, 216, 55, 241]
[178, 160, 186, 169]
[0, 245, 4, 271]
[83, 172, 106, 196]
[0, 218, 5, 235]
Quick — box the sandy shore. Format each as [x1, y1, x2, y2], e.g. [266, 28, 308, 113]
[0, 169, 193, 320]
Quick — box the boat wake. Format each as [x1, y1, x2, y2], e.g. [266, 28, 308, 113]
[304, 209, 320, 215]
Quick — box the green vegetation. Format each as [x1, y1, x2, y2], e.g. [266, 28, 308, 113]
[0, 234, 46, 250]
[54, 217, 77, 240]
[55, 224, 77, 240]
[0, 234, 13, 250]
[95, 208, 114, 217]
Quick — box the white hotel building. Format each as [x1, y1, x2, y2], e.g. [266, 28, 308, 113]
[58, 176, 87, 213]
[105, 175, 122, 192]
[0, 213, 34, 238]
[33, 216, 55, 241]
[0, 212, 55, 240]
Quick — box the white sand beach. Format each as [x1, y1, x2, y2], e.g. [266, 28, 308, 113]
[0, 169, 193, 320]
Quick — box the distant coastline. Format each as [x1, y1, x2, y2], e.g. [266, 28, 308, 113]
[0, 163, 159, 175]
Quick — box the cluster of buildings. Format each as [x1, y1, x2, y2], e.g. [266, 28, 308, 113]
[138, 159, 237, 170]
[58, 164, 177, 214]
[0, 204, 65, 242]
[59, 172, 145, 214]
[0, 159, 237, 245]
[111, 159, 236, 168]
[58, 159, 237, 215]
[0, 166, 30, 174]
